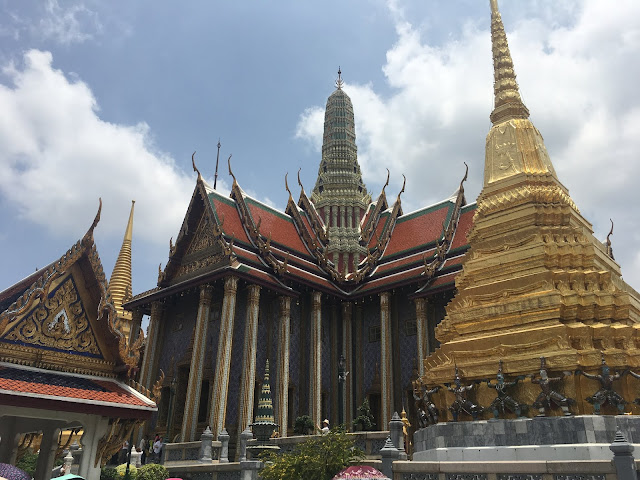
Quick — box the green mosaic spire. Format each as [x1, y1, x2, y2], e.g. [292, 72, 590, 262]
[311, 68, 371, 273]
[254, 359, 274, 423]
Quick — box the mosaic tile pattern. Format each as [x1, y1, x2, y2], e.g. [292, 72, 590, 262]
[225, 291, 248, 429]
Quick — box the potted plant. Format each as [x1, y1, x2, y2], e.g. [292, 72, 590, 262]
[352, 399, 376, 432]
[294, 415, 315, 435]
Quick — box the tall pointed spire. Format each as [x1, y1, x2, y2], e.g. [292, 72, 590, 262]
[483, 0, 558, 186]
[489, 0, 529, 125]
[311, 68, 371, 274]
[108, 200, 135, 325]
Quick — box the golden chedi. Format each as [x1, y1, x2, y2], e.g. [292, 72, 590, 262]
[424, 0, 640, 418]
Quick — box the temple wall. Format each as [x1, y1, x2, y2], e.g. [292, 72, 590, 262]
[156, 291, 198, 376]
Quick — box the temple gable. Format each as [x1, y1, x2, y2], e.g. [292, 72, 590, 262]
[1, 273, 104, 359]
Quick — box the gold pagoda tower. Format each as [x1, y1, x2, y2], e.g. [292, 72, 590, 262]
[424, 0, 640, 416]
[108, 200, 135, 337]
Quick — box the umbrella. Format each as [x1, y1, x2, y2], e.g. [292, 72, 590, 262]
[332, 465, 390, 479]
[0, 463, 31, 480]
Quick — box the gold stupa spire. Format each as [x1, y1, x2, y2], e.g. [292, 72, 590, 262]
[489, 0, 529, 124]
[483, 0, 558, 187]
[423, 1, 640, 419]
[108, 200, 135, 325]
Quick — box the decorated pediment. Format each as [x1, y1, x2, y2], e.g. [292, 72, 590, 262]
[1, 274, 104, 359]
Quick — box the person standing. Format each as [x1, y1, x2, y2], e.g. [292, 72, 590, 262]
[153, 435, 163, 463]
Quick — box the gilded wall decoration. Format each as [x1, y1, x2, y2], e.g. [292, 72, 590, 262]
[2, 275, 102, 357]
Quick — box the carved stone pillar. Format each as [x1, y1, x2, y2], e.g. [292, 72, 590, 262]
[181, 284, 214, 441]
[236, 284, 261, 447]
[139, 301, 163, 390]
[414, 298, 428, 378]
[276, 296, 291, 437]
[342, 302, 353, 429]
[34, 427, 60, 480]
[340, 206, 346, 229]
[209, 276, 239, 436]
[347, 206, 353, 229]
[310, 291, 322, 428]
[332, 208, 338, 229]
[380, 292, 393, 427]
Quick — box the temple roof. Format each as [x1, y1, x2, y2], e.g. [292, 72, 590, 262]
[127, 164, 473, 307]
[0, 363, 155, 419]
[0, 201, 146, 381]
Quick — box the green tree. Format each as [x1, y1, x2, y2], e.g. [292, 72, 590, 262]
[260, 429, 365, 480]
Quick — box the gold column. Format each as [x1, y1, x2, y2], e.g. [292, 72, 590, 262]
[236, 285, 261, 446]
[342, 302, 353, 429]
[209, 276, 239, 436]
[181, 284, 214, 441]
[380, 292, 393, 427]
[414, 298, 427, 378]
[276, 296, 291, 437]
[139, 301, 163, 390]
[310, 291, 322, 428]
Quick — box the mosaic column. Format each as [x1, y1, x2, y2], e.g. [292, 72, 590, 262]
[414, 298, 428, 378]
[380, 292, 393, 427]
[276, 296, 291, 437]
[236, 284, 261, 446]
[330, 304, 338, 426]
[181, 284, 214, 441]
[209, 276, 239, 436]
[354, 304, 364, 411]
[139, 300, 163, 390]
[342, 302, 353, 429]
[310, 291, 322, 428]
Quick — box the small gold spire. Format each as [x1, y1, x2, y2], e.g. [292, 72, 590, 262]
[489, 0, 529, 124]
[335, 66, 344, 90]
[108, 200, 135, 325]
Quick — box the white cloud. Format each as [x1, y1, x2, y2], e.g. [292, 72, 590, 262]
[0, 49, 194, 247]
[296, 0, 640, 290]
[37, 0, 102, 45]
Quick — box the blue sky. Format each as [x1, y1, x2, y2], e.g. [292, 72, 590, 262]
[1, 0, 639, 296]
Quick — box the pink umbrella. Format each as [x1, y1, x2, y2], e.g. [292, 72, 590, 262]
[332, 465, 390, 479]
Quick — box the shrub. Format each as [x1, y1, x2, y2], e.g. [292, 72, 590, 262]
[260, 428, 364, 480]
[352, 399, 376, 431]
[293, 415, 315, 435]
[115, 463, 138, 480]
[101, 467, 119, 480]
[137, 463, 169, 480]
[16, 451, 38, 477]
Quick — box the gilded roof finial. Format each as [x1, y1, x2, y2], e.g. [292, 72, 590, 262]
[297, 168, 306, 195]
[336, 66, 344, 90]
[606, 219, 615, 260]
[285, 173, 293, 202]
[108, 200, 135, 324]
[489, 0, 530, 125]
[214, 139, 221, 190]
[192, 151, 201, 179]
[227, 154, 236, 187]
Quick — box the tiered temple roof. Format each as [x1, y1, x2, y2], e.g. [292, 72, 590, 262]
[127, 159, 472, 308]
